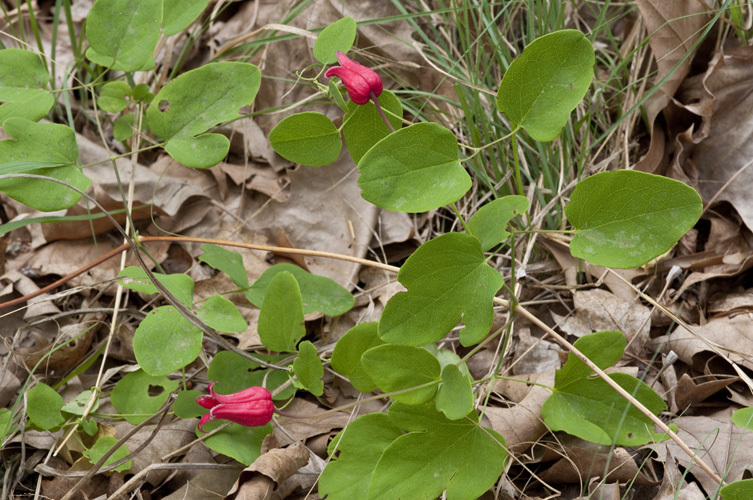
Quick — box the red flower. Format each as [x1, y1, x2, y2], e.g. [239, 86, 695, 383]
[324, 51, 383, 105]
[196, 383, 274, 432]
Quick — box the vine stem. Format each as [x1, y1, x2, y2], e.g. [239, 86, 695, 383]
[370, 91, 395, 132]
[510, 301, 724, 487]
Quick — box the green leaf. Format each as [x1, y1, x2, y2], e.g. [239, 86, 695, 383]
[199, 244, 249, 288]
[257, 271, 305, 352]
[61, 390, 99, 415]
[162, 0, 211, 36]
[722, 479, 753, 500]
[0, 408, 17, 441]
[247, 263, 354, 316]
[369, 403, 508, 500]
[113, 114, 135, 141]
[436, 364, 473, 420]
[147, 62, 261, 168]
[198, 421, 272, 466]
[328, 79, 348, 111]
[293, 341, 324, 396]
[358, 122, 471, 212]
[27, 383, 65, 430]
[269, 112, 342, 167]
[360, 345, 440, 404]
[196, 295, 247, 333]
[0, 118, 90, 211]
[117, 266, 194, 306]
[467, 195, 529, 251]
[542, 331, 668, 446]
[164, 133, 230, 169]
[173, 390, 205, 419]
[319, 413, 403, 499]
[83, 436, 131, 473]
[313, 17, 357, 64]
[344, 90, 402, 164]
[732, 407, 753, 430]
[85, 0, 161, 72]
[331, 322, 384, 392]
[99, 81, 132, 113]
[379, 233, 504, 346]
[133, 306, 203, 375]
[565, 170, 703, 269]
[0, 48, 54, 123]
[497, 30, 594, 141]
[110, 369, 179, 424]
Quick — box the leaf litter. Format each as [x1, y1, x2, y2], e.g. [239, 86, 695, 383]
[2, 1, 753, 499]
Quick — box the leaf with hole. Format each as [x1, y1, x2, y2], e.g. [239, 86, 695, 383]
[379, 233, 504, 346]
[27, 383, 65, 430]
[331, 322, 384, 392]
[147, 62, 260, 168]
[247, 263, 354, 316]
[368, 403, 508, 500]
[99, 81, 132, 113]
[0, 118, 90, 211]
[199, 244, 249, 288]
[133, 306, 203, 376]
[257, 271, 305, 352]
[111, 369, 179, 425]
[467, 195, 529, 251]
[497, 30, 594, 141]
[358, 122, 471, 212]
[542, 331, 668, 446]
[85, 0, 161, 72]
[313, 17, 357, 64]
[269, 112, 342, 167]
[344, 90, 402, 164]
[565, 170, 703, 269]
[360, 345, 440, 405]
[0, 48, 54, 123]
[293, 341, 324, 396]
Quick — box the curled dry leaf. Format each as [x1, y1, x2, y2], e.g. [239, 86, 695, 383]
[224, 441, 309, 500]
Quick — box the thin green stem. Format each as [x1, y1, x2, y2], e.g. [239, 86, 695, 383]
[511, 131, 525, 196]
[370, 91, 395, 132]
[450, 202, 471, 233]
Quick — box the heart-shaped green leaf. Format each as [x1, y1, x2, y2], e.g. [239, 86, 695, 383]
[565, 170, 703, 269]
[85, 0, 161, 72]
[313, 17, 357, 64]
[0, 118, 90, 211]
[133, 306, 203, 375]
[435, 364, 473, 420]
[379, 233, 504, 346]
[117, 266, 194, 307]
[198, 420, 272, 466]
[497, 30, 594, 141]
[358, 122, 471, 212]
[83, 436, 131, 473]
[542, 331, 668, 446]
[269, 112, 342, 167]
[111, 370, 179, 424]
[27, 383, 65, 430]
[196, 295, 247, 333]
[721, 479, 753, 500]
[199, 244, 249, 288]
[147, 62, 261, 168]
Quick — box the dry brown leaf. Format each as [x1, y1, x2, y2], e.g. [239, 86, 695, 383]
[487, 372, 554, 454]
[273, 398, 352, 447]
[651, 314, 753, 373]
[551, 289, 650, 357]
[510, 328, 561, 375]
[539, 441, 655, 486]
[652, 445, 707, 500]
[653, 407, 753, 496]
[674, 373, 737, 412]
[224, 442, 309, 500]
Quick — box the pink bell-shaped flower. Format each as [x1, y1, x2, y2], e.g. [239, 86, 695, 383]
[324, 51, 383, 105]
[196, 383, 274, 432]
